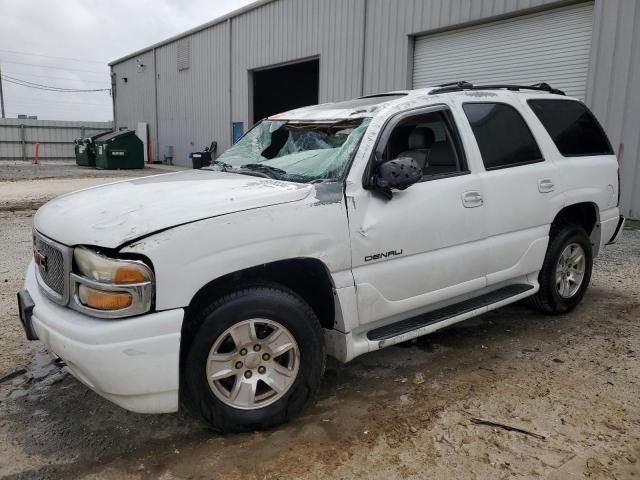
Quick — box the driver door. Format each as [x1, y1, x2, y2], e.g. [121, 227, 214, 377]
[347, 105, 488, 327]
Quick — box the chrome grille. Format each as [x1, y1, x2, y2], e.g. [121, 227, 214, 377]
[33, 233, 66, 297]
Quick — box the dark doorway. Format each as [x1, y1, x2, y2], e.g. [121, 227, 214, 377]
[252, 59, 319, 124]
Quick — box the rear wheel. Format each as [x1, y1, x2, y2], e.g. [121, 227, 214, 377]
[529, 224, 593, 314]
[183, 286, 325, 432]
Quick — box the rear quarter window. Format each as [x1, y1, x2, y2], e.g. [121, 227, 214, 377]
[527, 99, 613, 157]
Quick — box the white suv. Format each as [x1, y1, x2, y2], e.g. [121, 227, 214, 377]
[18, 82, 625, 432]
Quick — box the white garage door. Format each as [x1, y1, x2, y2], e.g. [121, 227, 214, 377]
[412, 2, 594, 99]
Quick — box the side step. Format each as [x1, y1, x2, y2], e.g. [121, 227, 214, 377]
[366, 284, 534, 341]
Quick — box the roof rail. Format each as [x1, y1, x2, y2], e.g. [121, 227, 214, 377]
[429, 81, 565, 96]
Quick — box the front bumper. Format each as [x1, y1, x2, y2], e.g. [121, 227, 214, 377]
[23, 260, 184, 414]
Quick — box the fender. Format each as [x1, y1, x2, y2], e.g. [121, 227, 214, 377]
[121, 186, 353, 313]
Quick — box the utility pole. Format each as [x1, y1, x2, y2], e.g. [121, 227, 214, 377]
[0, 63, 5, 118]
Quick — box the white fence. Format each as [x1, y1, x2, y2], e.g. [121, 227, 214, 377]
[0, 119, 113, 161]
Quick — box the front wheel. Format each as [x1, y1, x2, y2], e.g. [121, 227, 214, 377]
[183, 286, 326, 432]
[529, 224, 593, 314]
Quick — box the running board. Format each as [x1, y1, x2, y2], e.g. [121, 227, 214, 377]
[366, 284, 534, 342]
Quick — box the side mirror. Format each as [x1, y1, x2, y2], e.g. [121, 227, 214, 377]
[374, 157, 422, 198]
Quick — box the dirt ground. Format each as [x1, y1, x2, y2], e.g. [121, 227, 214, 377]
[0, 163, 639, 479]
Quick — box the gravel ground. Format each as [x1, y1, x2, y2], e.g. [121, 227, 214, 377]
[0, 175, 638, 479]
[0, 161, 178, 182]
[0, 161, 184, 212]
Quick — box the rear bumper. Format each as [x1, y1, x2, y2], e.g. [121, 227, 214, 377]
[606, 215, 626, 245]
[24, 261, 184, 414]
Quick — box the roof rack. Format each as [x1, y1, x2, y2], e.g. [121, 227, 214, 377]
[359, 92, 409, 99]
[429, 81, 565, 96]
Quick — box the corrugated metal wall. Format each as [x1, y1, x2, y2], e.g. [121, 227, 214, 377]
[585, 0, 640, 217]
[155, 23, 230, 165]
[0, 119, 112, 161]
[111, 50, 156, 151]
[230, 0, 366, 130]
[111, 0, 640, 216]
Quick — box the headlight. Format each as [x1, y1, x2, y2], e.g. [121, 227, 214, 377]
[71, 247, 154, 318]
[74, 247, 152, 284]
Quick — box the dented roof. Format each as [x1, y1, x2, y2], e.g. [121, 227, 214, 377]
[271, 86, 565, 121]
[270, 91, 421, 121]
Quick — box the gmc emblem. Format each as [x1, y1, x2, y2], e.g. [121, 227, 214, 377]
[34, 249, 47, 272]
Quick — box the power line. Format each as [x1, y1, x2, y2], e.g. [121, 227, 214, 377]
[0, 49, 107, 65]
[3, 70, 110, 85]
[3, 77, 110, 93]
[8, 95, 111, 106]
[0, 60, 108, 75]
[1, 74, 111, 92]
[3, 74, 110, 92]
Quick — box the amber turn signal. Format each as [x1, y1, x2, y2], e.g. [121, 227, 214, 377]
[78, 285, 133, 310]
[114, 265, 147, 284]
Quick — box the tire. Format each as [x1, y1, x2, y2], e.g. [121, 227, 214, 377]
[529, 223, 593, 314]
[183, 286, 326, 433]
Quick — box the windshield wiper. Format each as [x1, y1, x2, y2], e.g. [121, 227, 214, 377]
[240, 163, 287, 179]
[310, 178, 337, 184]
[203, 159, 232, 171]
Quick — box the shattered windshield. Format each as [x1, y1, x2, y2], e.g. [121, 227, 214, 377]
[211, 118, 371, 183]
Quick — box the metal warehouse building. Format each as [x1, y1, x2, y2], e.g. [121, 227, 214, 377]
[109, 0, 640, 217]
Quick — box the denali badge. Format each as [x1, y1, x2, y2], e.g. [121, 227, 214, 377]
[364, 249, 403, 262]
[34, 249, 47, 272]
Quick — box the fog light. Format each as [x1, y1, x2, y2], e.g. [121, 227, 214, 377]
[78, 285, 132, 310]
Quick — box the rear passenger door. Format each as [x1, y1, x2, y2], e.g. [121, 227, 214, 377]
[459, 99, 563, 286]
[526, 99, 620, 242]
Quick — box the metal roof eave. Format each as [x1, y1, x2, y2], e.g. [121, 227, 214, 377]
[108, 0, 275, 67]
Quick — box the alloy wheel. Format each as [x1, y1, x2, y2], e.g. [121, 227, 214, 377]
[556, 242, 586, 298]
[206, 318, 300, 410]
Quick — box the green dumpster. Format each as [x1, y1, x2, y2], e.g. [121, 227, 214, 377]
[74, 131, 112, 167]
[95, 130, 144, 169]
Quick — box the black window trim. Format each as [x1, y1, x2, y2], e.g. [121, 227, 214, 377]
[362, 103, 470, 189]
[526, 98, 615, 158]
[462, 101, 546, 171]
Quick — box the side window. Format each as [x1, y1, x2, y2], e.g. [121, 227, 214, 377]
[527, 99, 613, 157]
[381, 109, 467, 179]
[463, 103, 543, 170]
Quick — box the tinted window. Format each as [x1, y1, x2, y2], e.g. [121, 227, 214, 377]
[528, 99, 613, 156]
[463, 103, 543, 170]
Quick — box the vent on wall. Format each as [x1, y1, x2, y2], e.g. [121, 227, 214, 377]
[177, 39, 190, 71]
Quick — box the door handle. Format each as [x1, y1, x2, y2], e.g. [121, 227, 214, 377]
[462, 191, 484, 208]
[538, 178, 555, 193]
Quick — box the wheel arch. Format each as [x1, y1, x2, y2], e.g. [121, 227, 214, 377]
[180, 257, 337, 372]
[551, 202, 601, 255]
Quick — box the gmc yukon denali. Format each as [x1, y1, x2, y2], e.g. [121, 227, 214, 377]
[17, 82, 625, 432]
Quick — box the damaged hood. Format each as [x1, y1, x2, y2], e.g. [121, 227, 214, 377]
[34, 170, 312, 248]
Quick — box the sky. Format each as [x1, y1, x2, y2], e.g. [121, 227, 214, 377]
[0, 0, 256, 121]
